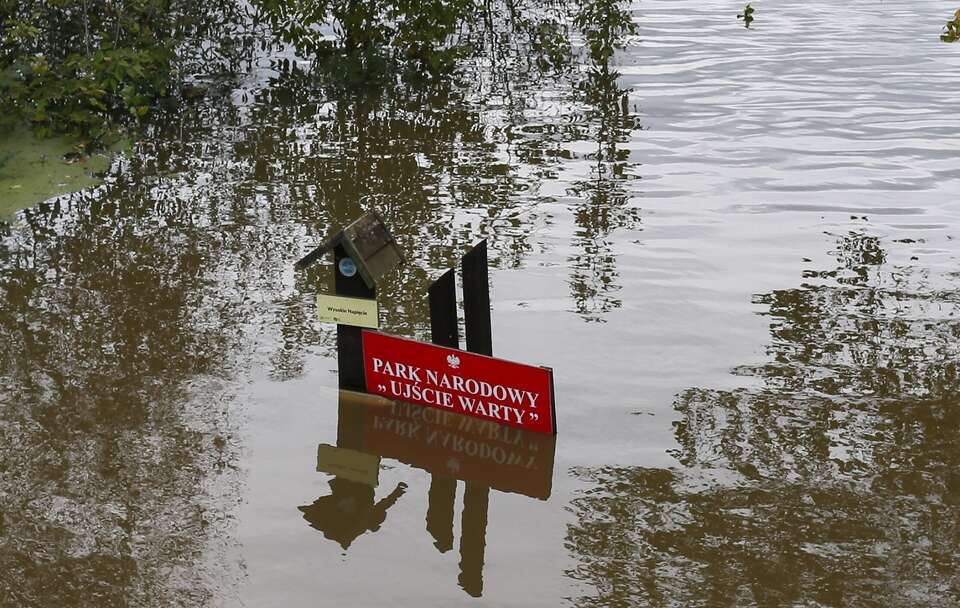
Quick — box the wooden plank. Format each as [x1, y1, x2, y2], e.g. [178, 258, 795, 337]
[462, 240, 492, 356]
[428, 268, 460, 349]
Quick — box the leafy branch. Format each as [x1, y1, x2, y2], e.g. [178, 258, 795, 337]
[942, 9, 960, 42]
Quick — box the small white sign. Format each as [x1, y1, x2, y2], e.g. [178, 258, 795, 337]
[316, 294, 379, 329]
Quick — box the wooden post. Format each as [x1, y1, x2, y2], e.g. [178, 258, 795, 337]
[334, 244, 375, 391]
[428, 268, 459, 348]
[462, 240, 492, 356]
[459, 241, 492, 596]
[426, 267, 459, 553]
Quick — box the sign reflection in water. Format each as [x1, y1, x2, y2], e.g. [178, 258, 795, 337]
[299, 390, 556, 597]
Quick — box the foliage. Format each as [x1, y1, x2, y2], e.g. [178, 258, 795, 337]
[0, 0, 254, 145]
[0, 0, 643, 143]
[528, 16, 574, 75]
[575, 0, 638, 64]
[738, 3, 755, 28]
[942, 9, 960, 42]
[257, 0, 478, 76]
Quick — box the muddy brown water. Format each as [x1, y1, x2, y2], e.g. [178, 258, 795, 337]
[2, 0, 960, 606]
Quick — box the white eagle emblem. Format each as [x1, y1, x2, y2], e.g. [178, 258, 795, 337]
[446, 354, 461, 369]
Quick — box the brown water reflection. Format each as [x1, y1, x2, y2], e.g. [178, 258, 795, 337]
[0, 199, 245, 604]
[567, 233, 960, 607]
[0, 6, 601, 599]
[3, 0, 960, 605]
[301, 391, 555, 597]
[567, 41, 643, 321]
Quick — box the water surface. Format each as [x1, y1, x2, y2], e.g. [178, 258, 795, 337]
[2, 0, 959, 606]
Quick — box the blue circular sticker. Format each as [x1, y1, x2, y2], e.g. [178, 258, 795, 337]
[338, 257, 358, 277]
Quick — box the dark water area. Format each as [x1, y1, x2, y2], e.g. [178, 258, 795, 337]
[2, 0, 960, 606]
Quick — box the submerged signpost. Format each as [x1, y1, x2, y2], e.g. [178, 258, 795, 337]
[297, 211, 558, 435]
[296, 211, 559, 596]
[296, 212, 403, 391]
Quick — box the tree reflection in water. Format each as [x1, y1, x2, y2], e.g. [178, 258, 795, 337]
[0, 0, 641, 603]
[566, 0, 642, 321]
[0, 216, 245, 605]
[567, 232, 960, 607]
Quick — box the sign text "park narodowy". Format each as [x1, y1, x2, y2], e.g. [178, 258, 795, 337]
[362, 331, 555, 434]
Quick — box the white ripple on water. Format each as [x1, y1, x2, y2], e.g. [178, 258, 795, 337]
[620, 0, 960, 225]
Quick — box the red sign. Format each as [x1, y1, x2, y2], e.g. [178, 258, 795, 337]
[362, 331, 556, 435]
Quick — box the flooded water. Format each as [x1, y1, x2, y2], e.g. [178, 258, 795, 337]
[2, 0, 959, 606]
